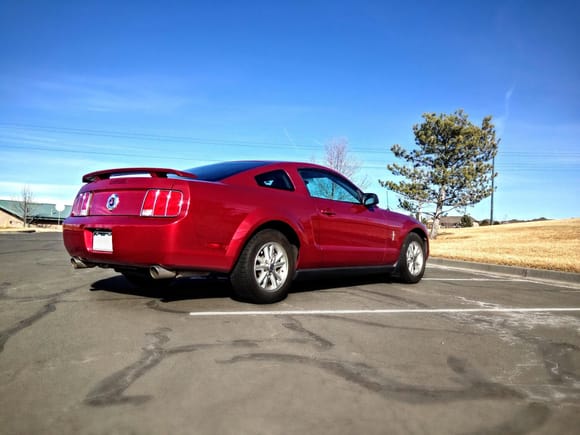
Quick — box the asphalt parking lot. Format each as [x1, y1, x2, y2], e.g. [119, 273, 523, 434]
[1, 232, 579, 435]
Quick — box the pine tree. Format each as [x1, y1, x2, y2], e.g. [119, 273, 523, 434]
[380, 110, 498, 238]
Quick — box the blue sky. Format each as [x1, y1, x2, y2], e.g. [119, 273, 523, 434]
[0, 0, 578, 220]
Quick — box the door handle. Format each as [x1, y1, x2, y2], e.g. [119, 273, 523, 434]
[320, 208, 336, 216]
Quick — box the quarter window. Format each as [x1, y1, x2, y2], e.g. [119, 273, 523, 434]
[255, 170, 295, 191]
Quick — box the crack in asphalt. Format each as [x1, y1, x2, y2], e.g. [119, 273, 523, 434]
[84, 316, 336, 407]
[460, 402, 551, 435]
[281, 316, 334, 350]
[145, 300, 192, 314]
[217, 350, 552, 433]
[84, 302, 557, 431]
[0, 301, 57, 353]
[83, 328, 262, 407]
[350, 287, 431, 308]
[539, 341, 580, 386]
[0, 283, 87, 301]
[350, 289, 580, 405]
[220, 352, 526, 403]
[84, 328, 173, 407]
[448, 301, 580, 402]
[316, 313, 482, 336]
[0, 283, 87, 355]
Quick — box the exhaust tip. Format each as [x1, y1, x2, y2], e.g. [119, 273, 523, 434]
[71, 257, 94, 269]
[149, 265, 177, 280]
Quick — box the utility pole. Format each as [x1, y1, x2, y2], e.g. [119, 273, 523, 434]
[490, 155, 495, 225]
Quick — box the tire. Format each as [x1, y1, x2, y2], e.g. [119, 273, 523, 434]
[398, 233, 426, 283]
[230, 230, 296, 304]
[121, 270, 174, 289]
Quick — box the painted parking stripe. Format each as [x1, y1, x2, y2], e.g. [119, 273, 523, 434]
[425, 276, 580, 290]
[423, 278, 523, 281]
[189, 307, 580, 317]
[427, 264, 580, 289]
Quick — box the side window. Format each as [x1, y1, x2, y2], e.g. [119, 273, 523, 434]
[255, 170, 295, 191]
[299, 169, 361, 203]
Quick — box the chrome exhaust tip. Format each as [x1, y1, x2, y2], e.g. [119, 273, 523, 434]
[71, 257, 94, 269]
[149, 265, 177, 280]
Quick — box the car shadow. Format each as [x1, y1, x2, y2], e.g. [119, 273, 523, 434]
[89, 271, 397, 303]
[291, 272, 395, 294]
[90, 275, 233, 303]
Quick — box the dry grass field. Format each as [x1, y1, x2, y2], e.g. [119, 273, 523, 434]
[430, 218, 580, 273]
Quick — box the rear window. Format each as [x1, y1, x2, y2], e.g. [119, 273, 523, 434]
[183, 161, 270, 181]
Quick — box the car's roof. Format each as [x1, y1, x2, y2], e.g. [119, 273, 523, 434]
[183, 160, 330, 182]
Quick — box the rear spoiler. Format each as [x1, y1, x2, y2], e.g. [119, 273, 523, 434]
[82, 168, 197, 183]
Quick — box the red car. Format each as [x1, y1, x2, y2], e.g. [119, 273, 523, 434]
[63, 161, 428, 303]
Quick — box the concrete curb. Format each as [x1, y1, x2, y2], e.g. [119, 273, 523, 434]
[0, 228, 62, 234]
[429, 257, 580, 285]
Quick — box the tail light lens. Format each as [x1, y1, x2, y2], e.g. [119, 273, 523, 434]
[141, 189, 183, 217]
[71, 192, 93, 216]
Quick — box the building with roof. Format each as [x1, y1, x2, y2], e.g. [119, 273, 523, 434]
[426, 216, 480, 229]
[0, 199, 72, 228]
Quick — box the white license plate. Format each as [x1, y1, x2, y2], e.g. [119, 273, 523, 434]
[93, 230, 113, 252]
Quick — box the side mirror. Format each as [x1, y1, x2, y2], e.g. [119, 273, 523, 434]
[362, 193, 379, 207]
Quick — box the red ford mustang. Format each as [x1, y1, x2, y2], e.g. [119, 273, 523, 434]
[63, 161, 429, 303]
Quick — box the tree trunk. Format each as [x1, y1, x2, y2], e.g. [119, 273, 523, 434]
[23, 204, 28, 228]
[430, 216, 440, 239]
[430, 187, 446, 239]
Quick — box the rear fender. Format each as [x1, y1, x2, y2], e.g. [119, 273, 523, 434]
[224, 210, 309, 271]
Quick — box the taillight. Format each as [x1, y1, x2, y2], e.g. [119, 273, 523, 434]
[71, 192, 92, 216]
[141, 190, 183, 217]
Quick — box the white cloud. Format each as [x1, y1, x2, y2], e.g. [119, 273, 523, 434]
[495, 85, 515, 136]
[1, 73, 193, 113]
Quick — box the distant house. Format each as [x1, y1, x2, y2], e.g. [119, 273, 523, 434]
[426, 216, 480, 229]
[0, 199, 72, 228]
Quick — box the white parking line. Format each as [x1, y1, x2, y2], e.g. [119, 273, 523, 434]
[427, 264, 580, 290]
[423, 278, 523, 281]
[189, 308, 580, 317]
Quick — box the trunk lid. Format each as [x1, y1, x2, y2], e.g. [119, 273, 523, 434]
[72, 168, 194, 217]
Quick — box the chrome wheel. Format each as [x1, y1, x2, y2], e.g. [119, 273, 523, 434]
[231, 229, 296, 303]
[406, 240, 424, 277]
[253, 241, 289, 292]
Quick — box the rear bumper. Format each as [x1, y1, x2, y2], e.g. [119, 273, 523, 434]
[63, 216, 232, 273]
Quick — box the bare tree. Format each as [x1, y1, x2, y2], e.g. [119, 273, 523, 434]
[320, 138, 370, 190]
[15, 186, 35, 227]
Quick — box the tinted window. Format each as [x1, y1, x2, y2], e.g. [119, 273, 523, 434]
[183, 161, 270, 181]
[299, 169, 361, 203]
[255, 170, 295, 191]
